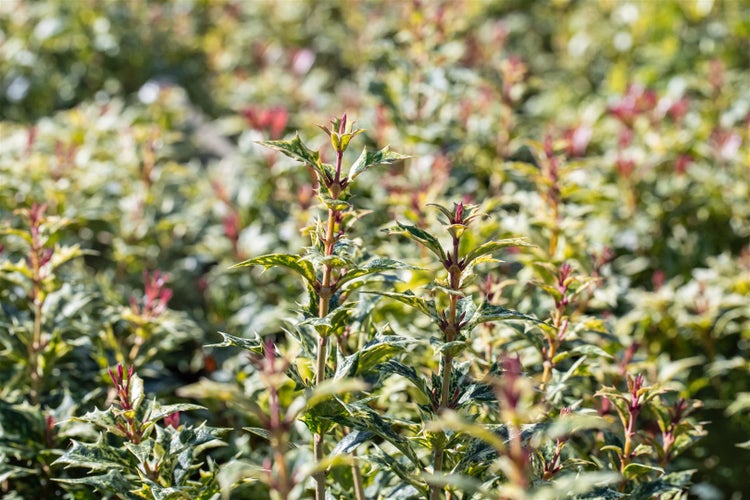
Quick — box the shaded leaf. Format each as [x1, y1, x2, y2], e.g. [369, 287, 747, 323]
[205, 331, 263, 354]
[330, 429, 374, 456]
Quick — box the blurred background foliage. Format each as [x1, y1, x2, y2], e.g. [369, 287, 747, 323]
[1, 0, 749, 497]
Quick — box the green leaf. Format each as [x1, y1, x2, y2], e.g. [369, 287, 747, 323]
[622, 462, 664, 480]
[330, 429, 374, 456]
[526, 471, 622, 499]
[456, 296, 477, 324]
[242, 427, 271, 441]
[304, 378, 369, 413]
[552, 344, 613, 364]
[379, 360, 430, 399]
[259, 134, 333, 182]
[337, 402, 421, 466]
[630, 469, 697, 498]
[464, 238, 531, 267]
[55, 468, 139, 499]
[421, 472, 493, 498]
[231, 253, 316, 288]
[335, 333, 413, 379]
[300, 302, 356, 337]
[53, 436, 131, 471]
[370, 290, 438, 319]
[369, 445, 426, 493]
[147, 403, 205, 424]
[318, 192, 351, 211]
[348, 146, 409, 181]
[205, 331, 263, 354]
[129, 372, 145, 412]
[546, 413, 612, 440]
[434, 339, 469, 357]
[384, 222, 447, 262]
[428, 411, 507, 453]
[336, 258, 417, 289]
[468, 301, 542, 330]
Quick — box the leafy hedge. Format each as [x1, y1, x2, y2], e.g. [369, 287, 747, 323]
[1, 0, 748, 498]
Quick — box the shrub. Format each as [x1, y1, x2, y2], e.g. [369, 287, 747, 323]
[1, 1, 748, 498]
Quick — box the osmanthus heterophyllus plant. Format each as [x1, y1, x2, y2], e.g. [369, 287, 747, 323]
[53, 363, 226, 499]
[348, 201, 621, 499]
[210, 115, 413, 499]
[0, 203, 100, 498]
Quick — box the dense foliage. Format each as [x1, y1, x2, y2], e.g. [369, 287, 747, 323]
[1, 1, 748, 498]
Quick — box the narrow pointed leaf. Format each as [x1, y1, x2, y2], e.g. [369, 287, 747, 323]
[205, 331, 263, 354]
[348, 146, 409, 181]
[370, 290, 438, 319]
[54, 437, 131, 470]
[259, 134, 333, 182]
[55, 469, 138, 499]
[379, 360, 430, 398]
[623, 462, 664, 480]
[335, 333, 413, 379]
[468, 301, 542, 330]
[336, 258, 417, 289]
[456, 296, 477, 324]
[385, 222, 446, 262]
[231, 253, 316, 288]
[338, 402, 420, 466]
[331, 429, 374, 456]
[148, 403, 205, 424]
[464, 238, 532, 267]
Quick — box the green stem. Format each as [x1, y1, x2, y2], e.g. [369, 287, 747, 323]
[29, 242, 43, 405]
[30, 299, 42, 405]
[313, 135, 343, 498]
[313, 208, 336, 500]
[430, 238, 461, 500]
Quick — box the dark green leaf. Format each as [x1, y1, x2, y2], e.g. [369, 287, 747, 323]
[379, 360, 430, 399]
[330, 430, 374, 456]
[630, 469, 695, 498]
[335, 333, 413, 379]
[55, 468, 139, 499]
[370, 290, 438, 319]
[468, 301, 542, 330]
[338, 407, 421, 467]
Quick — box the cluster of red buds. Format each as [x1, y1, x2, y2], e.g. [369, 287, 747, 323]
[130, 270, 173, 320]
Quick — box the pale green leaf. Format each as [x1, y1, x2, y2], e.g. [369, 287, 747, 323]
[348, 145, 409, 181]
